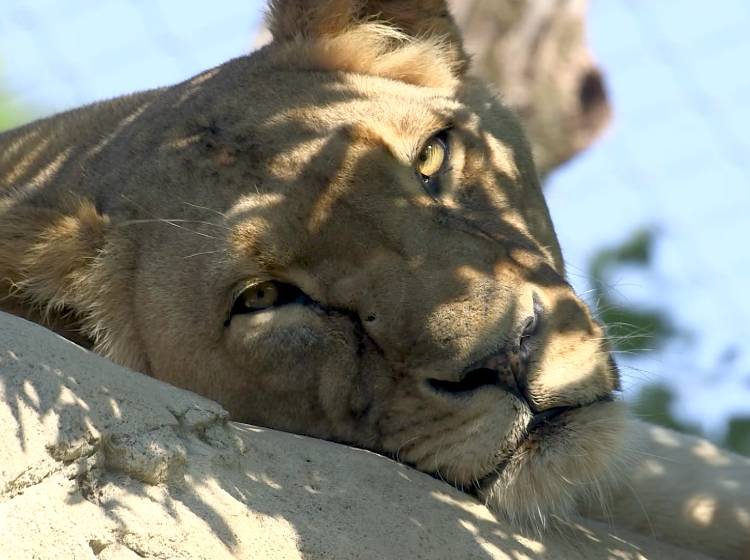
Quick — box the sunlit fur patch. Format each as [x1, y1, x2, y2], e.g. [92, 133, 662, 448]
[266, 24, 461, 90]
[479, 401, 628, 531]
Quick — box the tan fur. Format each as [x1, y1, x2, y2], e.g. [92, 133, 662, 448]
[267, 24, 462, 89]
[0, 1, 747, 557]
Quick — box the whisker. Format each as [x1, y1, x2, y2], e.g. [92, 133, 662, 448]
[118, 194, 229, 240]
[182, 201, 228, 218]
[118, 218, 220, 239]
[620, 478, 656, 538]
[182, 250, 223, 260]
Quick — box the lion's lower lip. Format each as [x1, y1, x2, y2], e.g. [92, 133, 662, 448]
[525, 405, 573, 434]
[477, 396, 617, 488]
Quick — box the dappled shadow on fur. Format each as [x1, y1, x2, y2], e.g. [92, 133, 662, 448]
[0, 53, 621, 558]
[2, 2, 745, 558]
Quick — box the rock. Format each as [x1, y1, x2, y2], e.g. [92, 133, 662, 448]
[0, 312, 706, 559]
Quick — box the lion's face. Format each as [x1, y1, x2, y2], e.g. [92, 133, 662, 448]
[119, 47, 625, 521]
[4, 0, 625, 526]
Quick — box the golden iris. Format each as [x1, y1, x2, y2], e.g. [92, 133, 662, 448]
[416, 136, 447, 178]
[239, 281, 279, 311]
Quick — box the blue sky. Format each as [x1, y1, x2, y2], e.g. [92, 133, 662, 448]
[545, 1, 750, 431]
[2, 1, 749, 434]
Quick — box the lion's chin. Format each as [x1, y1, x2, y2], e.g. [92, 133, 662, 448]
[478, 400, 628, 530]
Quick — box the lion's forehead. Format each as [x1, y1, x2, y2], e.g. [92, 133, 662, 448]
[256, 77, 462, 146]
[226, 77, 531, 223]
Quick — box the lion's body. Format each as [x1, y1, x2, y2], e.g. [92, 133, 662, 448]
[1, 1, 748, 558]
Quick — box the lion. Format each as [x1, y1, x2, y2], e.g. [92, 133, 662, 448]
[0, 1, 748, 558]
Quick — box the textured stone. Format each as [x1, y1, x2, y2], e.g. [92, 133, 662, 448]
[0, 312, 707, 559]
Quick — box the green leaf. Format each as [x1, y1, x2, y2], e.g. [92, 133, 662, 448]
[631, 384, 701, 436]
[588, 228, 674, 353]
[724, 416, 750, 455]
[0, 60, 32, 131]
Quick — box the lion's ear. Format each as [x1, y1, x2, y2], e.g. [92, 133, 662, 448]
[265, 0, 469, 86]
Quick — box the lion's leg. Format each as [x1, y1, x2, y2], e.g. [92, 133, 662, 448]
[581, 418, 750, 559]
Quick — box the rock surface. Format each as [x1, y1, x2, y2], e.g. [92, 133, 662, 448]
[0, 312, 706, 559]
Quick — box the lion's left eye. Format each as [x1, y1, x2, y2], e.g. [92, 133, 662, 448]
[227, 280, 313, 324]
[415, 131, 450, 197]
[238, 281, 280, 311]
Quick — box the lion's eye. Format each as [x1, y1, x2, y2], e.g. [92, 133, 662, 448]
[227, 280, 313, 323]
[239, 281, 279, 311]
[415, 131, 449, 197]
[416, 138, 446, 177]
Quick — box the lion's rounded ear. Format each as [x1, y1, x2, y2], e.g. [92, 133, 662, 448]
[266, 0, 469, 78]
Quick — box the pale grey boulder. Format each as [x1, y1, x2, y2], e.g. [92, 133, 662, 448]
[0, 312, 706, 559]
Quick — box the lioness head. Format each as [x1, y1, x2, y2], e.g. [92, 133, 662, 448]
[1, 0, 625, 526]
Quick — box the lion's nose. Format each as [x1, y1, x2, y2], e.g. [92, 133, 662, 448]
[426, 299, 544, 406]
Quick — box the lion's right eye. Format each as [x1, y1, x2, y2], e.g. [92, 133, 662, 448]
[415, 130, 450, 198]
[227, 280, 313, 323]
[416, 136, 447, 178]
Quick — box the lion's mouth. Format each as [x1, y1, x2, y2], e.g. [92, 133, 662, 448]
[524, 405, 572, 433]
[474, 395, 617, 489]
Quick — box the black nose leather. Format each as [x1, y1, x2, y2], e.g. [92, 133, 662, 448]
[427, 304, 543, 403]
[469, 346, 526, 401]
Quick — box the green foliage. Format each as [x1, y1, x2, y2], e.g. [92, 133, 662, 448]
[0, 63, 29, 132]
[0, 103, 25, 131]
[588, 231, 750, 456]
[632, 384, 750, 456]
[725, 417, 750, 455]
[631, 384, 701, 435]
[589, 229, 673, 353]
